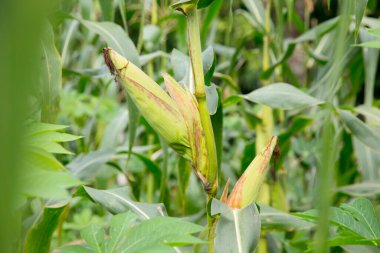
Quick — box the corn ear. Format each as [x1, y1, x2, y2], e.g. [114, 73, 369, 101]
[227, 136, 278, 209]
[163, 73, 209, 186]
[103, 48, 191, 157]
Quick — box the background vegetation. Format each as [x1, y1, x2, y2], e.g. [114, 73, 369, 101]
[1, 0, 380, 252]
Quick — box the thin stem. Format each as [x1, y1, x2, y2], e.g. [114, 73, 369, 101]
[186, 7, 218, 194]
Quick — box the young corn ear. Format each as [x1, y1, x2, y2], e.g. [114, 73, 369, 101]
[103, 48, 191, 158]
[163, 74, 210, 189]
[226, 136, 278, 209]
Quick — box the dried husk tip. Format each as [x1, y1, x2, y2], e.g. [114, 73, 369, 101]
[226, 136, 278, 209]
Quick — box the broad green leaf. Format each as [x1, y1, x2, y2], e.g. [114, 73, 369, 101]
[60, 245, 91, 253]
[259, 204, 313, 231]
[26, 148, 66, 172]
[339, 182, 380, 197]
[20, 168, 83, 199]
[24, 203, 67, 253]
[26, 123, 81, 154]
[79, 20, 140, 66]
[74, 212, 203, 253]
[296, 207, 373, 239]
[119, 215, 204, 252]
[343, 245, 380, 253]
[81, 224, 105, 253]
[328, 236, 379, 247]
[211, 199, 260, 253]
[27, 123, 67, 135]
[40, 23, 62, 122]
[341, 198, 380, 238]
[339, 109, 380, 152]
[242, 83, 323, 110]
[79, 186, 167, 219]
[106, 212, 138, 253]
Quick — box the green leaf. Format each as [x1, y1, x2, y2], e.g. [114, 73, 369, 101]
[242, 0, 265, 30]
[99, 0, 114, 21]
[242, 83, 323, 110]
[200, 0, 223, 43]
[26, 122, 81, 154]
[26, 148, 66, 172]
[197, 0, 214, 9]
[206, 84, 218, 115]
[357, 40, 380, 49]
[68, 149, 116, 180]
[354, 0, 368, 40]
[360, 30, 380, 106]
[353, 138, 380, 180]
[106, 212, 138, 253]
[81, 224, 105, 253]
[119, 215, 204, 252]
[211, 199, 260, 253]
[211, 88, 223, 170]
[368, 28, 380, 37]
[339, 182, 380, 197]
[291, 17, 339, 43]
[20, 168, 83, 199]
[259, 204, 313, 231]
[340, 198, 380, 238]
[79, 186, 167, 219]
[202, 46, 216, 86]
[74, 211, 203, 253]
[40, 23, 62, 122]
[177, 157, 192, 202]
[296, 207, 373, 239]
[24, 203, 67, 253]
[79, 20, 140, 66]
[339, 109, 380, 152]
[260, 43, 296, 79]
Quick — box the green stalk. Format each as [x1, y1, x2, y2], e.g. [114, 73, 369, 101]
[186, 7, 218, 253]
[186, 7, 218, 194]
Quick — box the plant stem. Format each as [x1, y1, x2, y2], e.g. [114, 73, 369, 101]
[186, 7, 218, 194]
[186, 6, 218, 253]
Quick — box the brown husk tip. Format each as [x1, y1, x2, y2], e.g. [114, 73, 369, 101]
[103, 48, 116, 75]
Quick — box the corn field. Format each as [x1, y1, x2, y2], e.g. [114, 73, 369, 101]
[1, 0, 380, 253]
